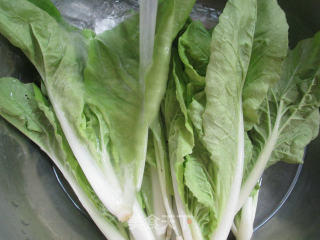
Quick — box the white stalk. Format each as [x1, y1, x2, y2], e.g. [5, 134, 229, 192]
[189, 217, 204, 240]
[151, 167, 168, 240]
[139, 0, 158, 80]
[47, 92, 131, 222]
[136, 126, 149, 190]
[235, 198, 254, 240]
[153, 134, 183, 239]
[170, 161, 197, 240]
[137, 0, 158, 189]
[210, 107, 245, 240]
[237, 104, 282, 212]
[46, 151, 127, 240]
[128, 200, 156, 240]
[233, 188, 260, 240]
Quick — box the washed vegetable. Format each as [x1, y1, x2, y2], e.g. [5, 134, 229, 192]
[238, 31, 320, 212]
[0, 0, 195, 239]
[0, 0, 319, 240]
[232, 185, 260, 240]
[163, 0, 290, 239]
[232, 31, 320, 240]
[0, 78, 130, 240]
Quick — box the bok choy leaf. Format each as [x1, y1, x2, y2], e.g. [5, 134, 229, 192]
[0, 0, 195, 226]
[0, 77, 130, 240]
[238, 32, 320, 211]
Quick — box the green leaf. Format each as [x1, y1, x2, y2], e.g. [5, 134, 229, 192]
[164, 71, 197, 238]
[83, 15, 145, 188]
[184, 157, 214, 208]
[201, 0, 257, 238]
[0, 77, 130, 240]
[164, 48, 217, 240]
[238, 32, 320, 211]
[243, 0, 289, 129]
[0, 0, 196, 223]
[26, 0, 63, 23]
[184, 149, 217, 240]
[188, 91, 206, 138]
[144, 0, 196, 126]
[178, 21, 211, 86]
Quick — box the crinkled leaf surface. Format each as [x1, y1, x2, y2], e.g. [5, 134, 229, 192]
[239, 32, 320, 210]
[242, 0, 289, 129]
[178, 21, 211, 86]
[0, 77, 129, 240]
[0, 0, 196, 220]
[201, 0, 257, 238]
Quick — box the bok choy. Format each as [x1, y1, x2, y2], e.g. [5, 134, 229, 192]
[0, 0, 319, 240]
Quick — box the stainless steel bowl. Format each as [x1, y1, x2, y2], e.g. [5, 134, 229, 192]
[0, 0, 319, 239]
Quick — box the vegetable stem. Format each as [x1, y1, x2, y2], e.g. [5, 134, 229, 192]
[237, 103, 282, 211]
[128, 199, 156, 240]
[210, 107, 245, 240]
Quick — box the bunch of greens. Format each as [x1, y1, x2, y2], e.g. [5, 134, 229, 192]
[0, 0, 319, 240]
[0, 0, 196, 239]
[162, 0, 320, 239]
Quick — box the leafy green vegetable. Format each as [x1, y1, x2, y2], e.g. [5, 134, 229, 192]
[163, 1, 297, 239]
[144, 0, 196, 127]
[162, 0, 316, 239]
[242, 0, 289, 130]
[163, 51, 195, 240]
[0, 1, 319, 240]
[238, 32, 320, 211]
[0, 77, 130, 240]
[199, 0, 257, 238]
[0, 0, 195, 224]
[26, 0, 63, 23]
[150, 116, 184, 239]
[178, 21, 211, 86]
[232, 184, 260, 240]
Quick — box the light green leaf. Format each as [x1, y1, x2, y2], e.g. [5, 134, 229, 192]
[144, 0, 196, 126]
[0, 77, 129, 240]
[164, 49, 217, 240]
[184, 157, 214, 208]
[164, 72, 196, 238]
[238, 32, 320, 211]
[26, 0, 63, 24]
[178, 21, 211, 86]
[188, 91, 205, 138]
[243, 0, 289, 129]
[201, 0, 257, 239]
[0, 0, 196, 223]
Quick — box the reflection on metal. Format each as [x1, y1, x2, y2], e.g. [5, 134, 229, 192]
[253, 164, 303, 232]
[53, 166, 89, 218]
